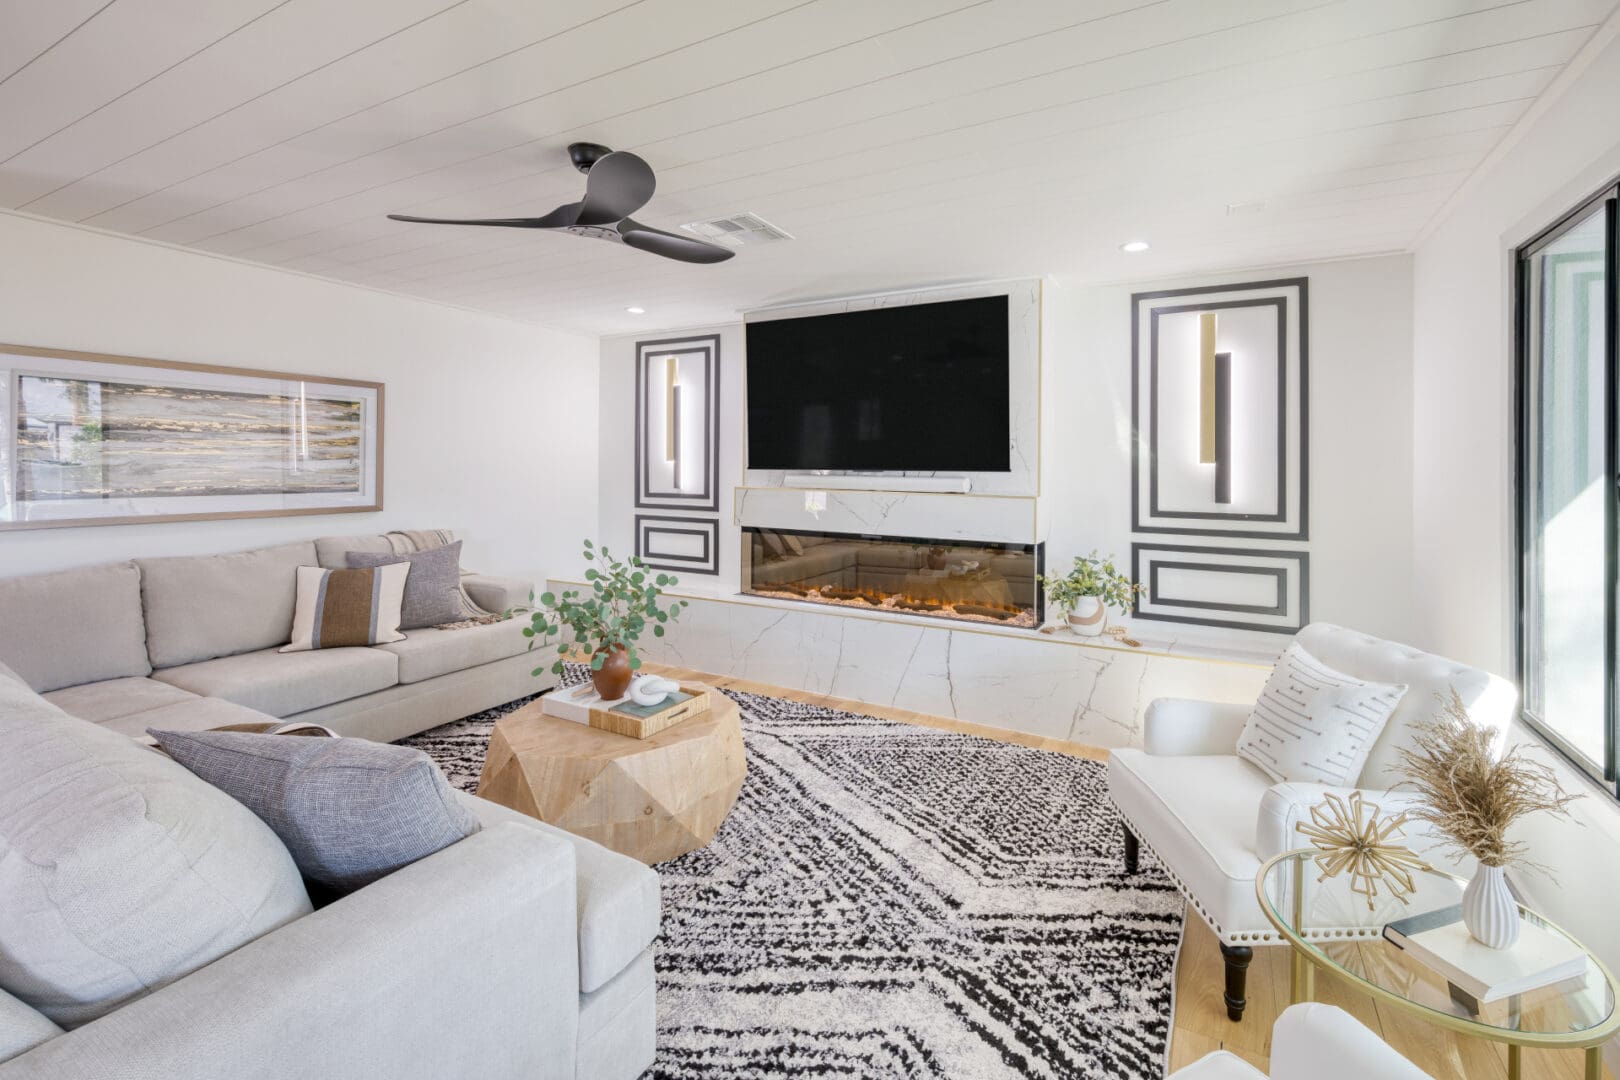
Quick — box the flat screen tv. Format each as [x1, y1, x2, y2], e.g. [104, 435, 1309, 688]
[745, 294, 1011, 471]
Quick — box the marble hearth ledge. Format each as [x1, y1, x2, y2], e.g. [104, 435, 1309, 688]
[546, 578, 1277, 749]
[734, 486, 1037, 545]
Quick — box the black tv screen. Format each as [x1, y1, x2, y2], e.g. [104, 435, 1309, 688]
[745, 294, 1011, 471]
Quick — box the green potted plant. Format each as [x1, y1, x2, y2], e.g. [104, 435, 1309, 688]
[528, 540, 689, 699]
[1040, 551, 1144, 637]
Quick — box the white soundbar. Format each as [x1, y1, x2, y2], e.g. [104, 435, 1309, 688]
[780, 474, 973, 494]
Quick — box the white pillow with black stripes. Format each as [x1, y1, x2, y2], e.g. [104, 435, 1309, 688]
[1236, 643, 1408, 786]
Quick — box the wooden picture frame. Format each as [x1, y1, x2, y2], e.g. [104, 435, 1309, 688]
[0, 343, 383, 531]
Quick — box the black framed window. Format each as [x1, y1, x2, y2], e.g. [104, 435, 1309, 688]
[1516, 179, 1620, 794]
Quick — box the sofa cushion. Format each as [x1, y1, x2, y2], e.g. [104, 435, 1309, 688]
[43, 677, 197, 723]
[1107, 749, 1276, 938]
[137, 541, 317, 668]
[151, 729, 480, 893]
[377, 619, 533, 684]
[461, 792, 660, 993]
[346, 542, 464, 629]
[153, 646, 398, 717]
[0, 677, 311, 1027]
[99, 694, 283, 739]
[282, 563, 410, 651]
[314, 533, 393, 569]
[0, 658, 28, 688]
[0, 562, 150, 693]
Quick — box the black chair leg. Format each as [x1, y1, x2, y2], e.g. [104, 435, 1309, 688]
[1220, 944, 1253, 1022]
[1122, 825, 1140, 874]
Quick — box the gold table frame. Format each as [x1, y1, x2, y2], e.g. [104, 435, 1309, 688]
[1256, 851, 1620, 1080]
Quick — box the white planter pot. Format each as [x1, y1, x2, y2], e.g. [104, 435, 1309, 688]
[1066, 597, 1107, 637]
[1462, 864, 1520, 949]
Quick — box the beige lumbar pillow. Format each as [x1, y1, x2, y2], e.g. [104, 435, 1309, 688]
[1236, 642, 1408, 787]
[0, 678, 311, 1027]
[281, 563, 409, 652]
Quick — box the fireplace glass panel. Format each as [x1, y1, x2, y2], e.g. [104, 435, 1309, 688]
[743, 527, 1042, 626]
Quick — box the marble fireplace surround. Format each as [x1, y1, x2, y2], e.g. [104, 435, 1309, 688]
[551, 577, 1274, 749]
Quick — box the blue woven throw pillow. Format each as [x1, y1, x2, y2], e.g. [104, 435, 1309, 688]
[148, 728, 480, 893]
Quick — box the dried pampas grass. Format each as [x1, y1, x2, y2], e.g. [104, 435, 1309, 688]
[1395, 689, 1581, 870]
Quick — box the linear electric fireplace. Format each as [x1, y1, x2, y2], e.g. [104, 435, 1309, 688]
[743, 527, 1043, 627]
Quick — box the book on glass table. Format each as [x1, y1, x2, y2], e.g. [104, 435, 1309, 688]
[1383, 905, 1587, 1008]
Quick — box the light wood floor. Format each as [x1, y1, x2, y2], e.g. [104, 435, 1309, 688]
[645, 662, 1612, 1080]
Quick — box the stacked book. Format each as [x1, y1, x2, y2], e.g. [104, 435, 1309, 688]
[542, 682, 710, 739]
[1383, 906, 1587, 1010]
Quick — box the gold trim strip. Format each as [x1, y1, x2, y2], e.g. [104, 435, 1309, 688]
[1199, 311, 1217, 464]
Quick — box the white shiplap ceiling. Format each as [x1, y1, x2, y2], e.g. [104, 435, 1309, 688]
[1, 0, 1614, 335]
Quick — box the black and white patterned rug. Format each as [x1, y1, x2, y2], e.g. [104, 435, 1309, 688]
[402, 671, 1184, 1079]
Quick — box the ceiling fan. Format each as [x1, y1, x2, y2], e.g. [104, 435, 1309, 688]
[385, 142, 733, 265]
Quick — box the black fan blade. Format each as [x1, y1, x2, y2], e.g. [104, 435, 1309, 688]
[387, 213, 553, 228]
[576, 151, 655, 226]
[618, 218, 734, 264]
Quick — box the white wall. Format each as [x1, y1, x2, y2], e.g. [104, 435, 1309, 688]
[595, 253, 1417, 652]
[1410, 23, 1620, 1028]
[0, 211, 599, 586]
[597, 322, 743, 582]
[1044, 255, 1416, 650]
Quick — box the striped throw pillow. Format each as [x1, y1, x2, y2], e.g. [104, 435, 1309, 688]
[1236, 643, 1408, 786]
[280, 564, 409, 653]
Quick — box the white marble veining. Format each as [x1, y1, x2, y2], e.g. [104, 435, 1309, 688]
[734, 486, 1035, 543]
[744, 279, 1042, 498]
[558, 580, 1273, 750]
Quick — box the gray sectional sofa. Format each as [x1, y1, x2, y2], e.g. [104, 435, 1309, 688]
[0, 536, 662, 1080]
[0, 533, 551, 743]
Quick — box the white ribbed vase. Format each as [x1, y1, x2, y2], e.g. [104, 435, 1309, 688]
[1461, 864, 1520, 950]
[1066, 597, 1106, 637]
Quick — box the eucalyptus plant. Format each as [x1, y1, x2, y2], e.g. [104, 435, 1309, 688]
[526, 539, 689, 677]
[1040, 551, 1145, 616]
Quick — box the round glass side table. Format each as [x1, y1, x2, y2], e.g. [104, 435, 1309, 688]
[1256, 850, 1619, 1080]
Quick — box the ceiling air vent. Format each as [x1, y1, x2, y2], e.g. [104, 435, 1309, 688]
[679, 212, 793, 248]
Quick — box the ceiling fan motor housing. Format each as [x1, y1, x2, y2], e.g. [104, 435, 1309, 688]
[568, 142, 613, 173]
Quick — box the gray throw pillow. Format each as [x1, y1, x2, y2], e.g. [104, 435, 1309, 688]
[345, 540, 463, 628]
[148, 728, 480, 893]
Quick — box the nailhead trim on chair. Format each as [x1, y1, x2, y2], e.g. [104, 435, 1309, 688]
[1113, 800, 1386, 948]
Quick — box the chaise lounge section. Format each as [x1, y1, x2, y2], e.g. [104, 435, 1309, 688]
[0, 537, 660, 1080]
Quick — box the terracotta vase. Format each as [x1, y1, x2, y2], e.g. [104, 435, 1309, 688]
[590, 643, 633, 701]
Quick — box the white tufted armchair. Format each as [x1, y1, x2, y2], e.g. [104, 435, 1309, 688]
[1107, 624, 1516, 1022]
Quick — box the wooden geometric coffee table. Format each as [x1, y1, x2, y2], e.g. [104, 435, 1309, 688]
[476, 682, 747, 865]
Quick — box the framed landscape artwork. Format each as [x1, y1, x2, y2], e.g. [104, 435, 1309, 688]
[0, 344, 382, 530]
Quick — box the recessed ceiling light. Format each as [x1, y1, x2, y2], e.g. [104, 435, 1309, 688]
[626, 306, 645, 314]
[1120, 240, 1150, 253]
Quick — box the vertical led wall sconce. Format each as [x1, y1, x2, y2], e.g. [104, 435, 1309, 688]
[1197, 312, 1232, 505]
[664, 355, 681, 489]
[635, 334, 721, 514]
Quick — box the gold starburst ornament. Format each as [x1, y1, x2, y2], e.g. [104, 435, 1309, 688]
[1296, 791, 1432, 909]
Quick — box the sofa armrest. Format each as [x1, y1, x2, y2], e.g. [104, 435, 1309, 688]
[0, 824, 580, 1080]
[462, 573, 534, 614]
[1142, 698, 1252, 756]
[1271, 1003, 1430, 1079]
